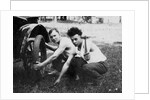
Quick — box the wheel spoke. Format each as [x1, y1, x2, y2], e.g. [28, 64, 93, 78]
[29, 44, 32, 51]
[28, 41, 34, 51]
[24, 42, 34, 68]
[38, 55, 42, 62]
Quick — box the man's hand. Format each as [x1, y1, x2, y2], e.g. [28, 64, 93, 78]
[84, 52, 90, 61]
[33, 61, 42, 70]
[54, 78, 60, 86]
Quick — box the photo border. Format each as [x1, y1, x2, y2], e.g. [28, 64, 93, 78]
[1, 10, 134, 100]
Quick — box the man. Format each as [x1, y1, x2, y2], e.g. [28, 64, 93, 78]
[67, 27, 108, 79]
[34, 28, 76, 85]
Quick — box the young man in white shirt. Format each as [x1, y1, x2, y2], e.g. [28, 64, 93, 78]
[67, 27, 108, 80]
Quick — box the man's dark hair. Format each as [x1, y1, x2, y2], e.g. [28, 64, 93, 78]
[67, 27, 82, 37]
[49, 28, 59, 35]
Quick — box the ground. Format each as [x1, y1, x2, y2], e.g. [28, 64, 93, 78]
[13, 22, 122, 93]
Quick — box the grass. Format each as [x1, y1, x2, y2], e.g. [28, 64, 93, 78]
[13, 43, 122, 93]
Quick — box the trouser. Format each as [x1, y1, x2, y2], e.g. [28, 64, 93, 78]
[52, 54, 67, 72]
[68, 57, 108, 78]
[67, 57, 87, 78]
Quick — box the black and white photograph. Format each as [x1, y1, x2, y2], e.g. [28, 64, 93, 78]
[2, 0, 149, 99]
[13, 16, 122, 93]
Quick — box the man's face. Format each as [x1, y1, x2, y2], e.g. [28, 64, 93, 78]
[70, 34, 82, 46]
[49, 30, 60, 43]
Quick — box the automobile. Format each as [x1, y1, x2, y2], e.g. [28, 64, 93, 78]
[13, 16, 50, 81]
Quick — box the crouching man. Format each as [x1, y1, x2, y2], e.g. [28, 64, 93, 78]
[67, 27, 108, 80]
[33, 28, 76, 85]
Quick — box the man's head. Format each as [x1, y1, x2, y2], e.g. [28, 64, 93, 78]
[49, 28, 61, 43]
[67, 27, 83, 46]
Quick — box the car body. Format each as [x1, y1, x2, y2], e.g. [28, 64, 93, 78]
[13, 16, 50, 60]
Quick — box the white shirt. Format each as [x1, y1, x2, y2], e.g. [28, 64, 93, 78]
[76, 39, 107, 63]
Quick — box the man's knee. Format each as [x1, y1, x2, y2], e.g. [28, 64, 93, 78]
[82, 64, 91, 71]
[52, 55, 66, 72]
[83, 62, 108, 75]
[99, 62, 108, 74]
[70, 57, 86, 67]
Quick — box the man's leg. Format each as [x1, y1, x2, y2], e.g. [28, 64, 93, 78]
[67, 57, 87, 79]
[52, 54, 67, 72]
[82, 61, 108, 78]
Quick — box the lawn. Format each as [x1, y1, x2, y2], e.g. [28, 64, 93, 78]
[13, 43, 122, 93]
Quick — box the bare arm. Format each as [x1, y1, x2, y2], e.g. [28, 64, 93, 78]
[45, 42, 58, 51]
[34, 41, 66, 70]
[54, 55, 73, 85]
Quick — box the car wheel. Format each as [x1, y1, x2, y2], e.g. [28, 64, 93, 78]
[31, 35, 47, 82]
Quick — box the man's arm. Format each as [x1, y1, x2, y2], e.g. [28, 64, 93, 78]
[34, 41, 66, 70]
[45, 43, 58, 51]
[83, 40, 93, 61]
[54, 55, 73, 85]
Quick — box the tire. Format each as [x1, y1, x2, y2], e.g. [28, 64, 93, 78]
[21, 37, 34, 76]
[30, 35, 47, 82]
[33, 35, 47, 63]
